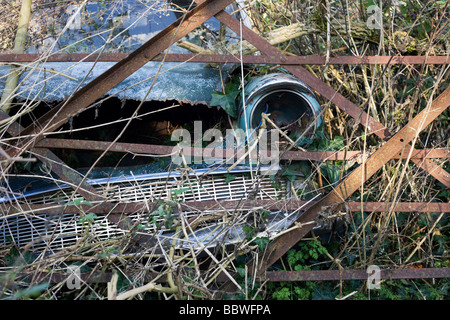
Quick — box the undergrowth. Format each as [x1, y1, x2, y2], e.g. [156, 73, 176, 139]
[0, 0, 448, 300]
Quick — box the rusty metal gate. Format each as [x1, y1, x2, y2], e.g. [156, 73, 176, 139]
[0, 0, 449, 294]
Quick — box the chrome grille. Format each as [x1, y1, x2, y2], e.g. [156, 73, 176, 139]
[0, 167, 287, 253]
[0, 212, 126, 253]
[103, 174, 281, 203]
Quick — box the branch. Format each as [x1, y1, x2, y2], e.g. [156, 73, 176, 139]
[177, 19, 377, 56]
[0, 0, 32, 113]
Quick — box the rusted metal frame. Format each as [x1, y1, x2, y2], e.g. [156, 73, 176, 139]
[255, 87, 450, 274]
[15, 267, 450, 285]
[34, 138, 450, 161]
[1, 53, 449, 65]
[207, 7, 450, 189]
[0, 110, 100, 202]
[2, 0, 446, 232]
[3, 200, 449, 216]
[1, 0, 446, 256]
[15, 267, 450, 284]
[11, 0, 235, 152]
[257, 268, 450, 282]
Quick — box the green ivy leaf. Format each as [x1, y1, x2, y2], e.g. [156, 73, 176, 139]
[171, 188, 188, 195]
[287, 249, 298, 266]
[327, 136, 345, 151]
[294, 286, 311, 299]
[243, 225, 255, 241]
[272, 287, 291, 300]
[78, 212, 98, 224]
[254, 237, 269, 251]
[67, 197, 93, 207]
[320, 163, 341, 185]
[11, 283, 49, 300]
[210, 80, 241, 118]
[210, 90, 239, 118]
[224, 174, 237, 184]
[436, 0, 447, 8]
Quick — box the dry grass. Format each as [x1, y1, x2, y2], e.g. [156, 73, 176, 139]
[0, 0, 449, 300]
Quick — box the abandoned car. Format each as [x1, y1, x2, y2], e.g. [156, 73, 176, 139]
[0, 0, 335, 257]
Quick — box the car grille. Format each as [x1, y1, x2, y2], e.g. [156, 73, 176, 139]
[0, 167, 289, 253]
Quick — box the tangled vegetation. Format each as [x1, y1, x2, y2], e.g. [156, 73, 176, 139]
[0, 0, 448, 300]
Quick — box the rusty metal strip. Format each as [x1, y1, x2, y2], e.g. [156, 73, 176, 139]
[15, 0, 235, 145]
[14, 267, 449, 286]
[259, 268, 450, 282]
[255, 87, 450, 274]
[30, 268, 449, 285]
[345, 201, 450, 213]
[3, 200, 449, 216]
[35, 138, 450, 161]
[0, 53, 448, 65]
[206, 4, 450, 188]
[409, 156, 450, 186]
[282, 148, 450, 161]
[28, 268, 449, 284]
[180, 200, 449, 213]
[34, 139, 178, 157]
